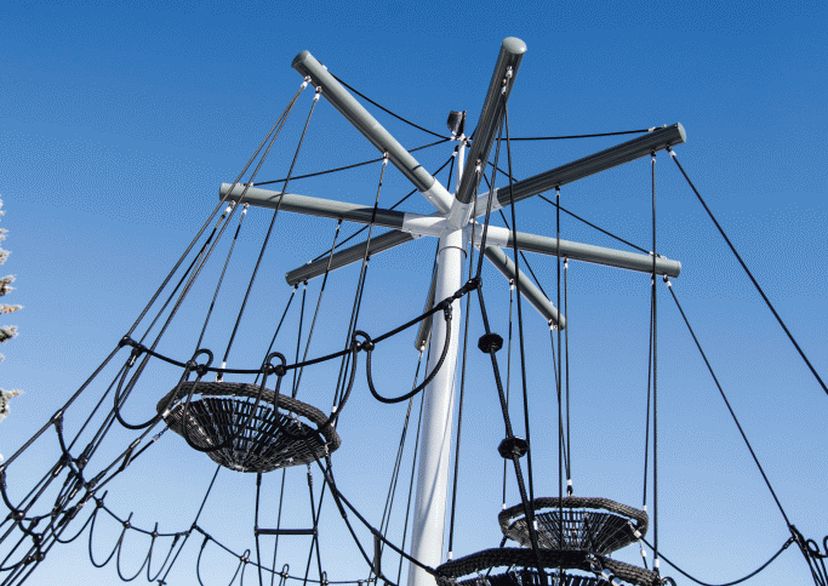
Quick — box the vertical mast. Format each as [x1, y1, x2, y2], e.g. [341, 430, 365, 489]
[407, 141, 466, 586]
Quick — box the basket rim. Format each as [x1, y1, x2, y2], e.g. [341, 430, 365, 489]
[156, 380, 341, 454]
[436, 547, 659, 586]
[498, 496, 648, 540]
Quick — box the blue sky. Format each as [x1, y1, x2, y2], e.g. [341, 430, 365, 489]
[1, 2, 826, 585]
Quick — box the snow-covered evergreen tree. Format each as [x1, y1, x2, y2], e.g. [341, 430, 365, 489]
[0, 196, 21, 422]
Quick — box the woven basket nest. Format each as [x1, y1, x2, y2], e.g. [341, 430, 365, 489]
[436, 548, 660, 586]
[158, 381, 340, 473]
[499, 497, 648, 556]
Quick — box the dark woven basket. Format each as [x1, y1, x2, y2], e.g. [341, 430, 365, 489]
[157, 381, 340, 473]
[436, 548, 660, 586]
[498, 497, 648, 556]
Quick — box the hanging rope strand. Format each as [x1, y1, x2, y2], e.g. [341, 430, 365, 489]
[221, 89, 322, 369]
[291, 220, 343, 397]
[668, 148, 828, 396]
[564, 257, 572, 494]
[503, 105, 538, 508]
[195, 203, 250, 352]
[255, 138, 449, 186]
[126, 80, 307, 337]
[309, 155, 454, 263]
[650, 152, 661, 575]
[330, 73, 448, 139]
[664, 281, 796, 528]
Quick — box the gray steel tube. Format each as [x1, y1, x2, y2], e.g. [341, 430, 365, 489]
[285, 230, 415, 286]
[220, 183, 406, 229]
[483, 246, 564, 328]
[455, 37, 527, 205]
[292, 51, 441, 199]
[414, 270, 437, 350]
[493, 124, 686, 209]
[508, 231, 682, 277]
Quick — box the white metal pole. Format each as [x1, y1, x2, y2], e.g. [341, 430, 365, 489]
[407, 141, 466, 586]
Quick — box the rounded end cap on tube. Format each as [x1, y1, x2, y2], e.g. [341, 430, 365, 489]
[501, 37, 527, 56]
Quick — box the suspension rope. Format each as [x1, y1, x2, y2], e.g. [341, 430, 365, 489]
[221, 88, 322, 369]
[554, 186, 565, 565]
[309, 154, 455, 264]
[330, 73, 449, 139]
[650, 152, 661, 575]
[503, 106, 538, 507]
[292, 220, 343, 397]
[125, 79, 308, 338]
[395, 386, 426, 585]
[507, 128, 653, 141]
[472, 101, 546, 579]
[664, 280, 797, 529]
[668, 148, 828, 397]
[564, 257, 572, 494]
[254, 138, 450, 186]
[369, 353, 424, 583]
[501, 281, 514, 508]
[195, 203, 249, 352]
[641, 534, 795, 586]
[447, 261, 474, 559]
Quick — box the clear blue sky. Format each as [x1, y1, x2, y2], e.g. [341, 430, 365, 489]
[1, 2, 826, 585]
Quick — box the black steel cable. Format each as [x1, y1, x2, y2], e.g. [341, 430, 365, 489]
[330, 74, 449, 139]
[291, 221, 343, 397]
[308, 155, 454, 263]
[668, 149, 828, 396]
[447, 270, 474, 558]
[503, 105, 538, 509]
[641, 535, 794, 586]
[508, 128, 652, 141]
[395, 387, 426, 584]
[254, 138, 449, 186]
[563, 258, 572, 494]
[125, 80, 307, 338]
[221, 90, 321, 368]
[664, 281, 794, 527]
[651, 153, 660, 575]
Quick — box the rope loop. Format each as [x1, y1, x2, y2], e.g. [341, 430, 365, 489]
[263, 351, 288, 378]
[188, 348, 214, 378]
[362, 308, 453, 405]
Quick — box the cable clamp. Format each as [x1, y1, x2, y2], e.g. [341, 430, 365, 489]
[497, 436, 528, 459]
[477, 333, 503, 353]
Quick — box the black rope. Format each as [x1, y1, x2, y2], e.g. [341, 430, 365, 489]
[563, 258, 572, 494]
[195, 203, 249, 352]
[668, 149, 828, 396]
[664, 280, 795, 527]
[254, 138, 449, 186]
[507, 128, 653, 141]
[446, 270, 474, 558]
[291, 221, 343, 397]
[395, 388, 426, 584]
[650, 152, 660, 575]
[501, 282, 514, 507]
[554, 186, 564, 569]
[642, 535, 794, 586]
[308, 155, 454, 263]
[125, 79, 307, 338]
[369, 354, 424, 583]
[330, 73, 449, 139]
[360, 307, 453, 405]
[221, 89, 321, 368]
[503, 105, 538, 508]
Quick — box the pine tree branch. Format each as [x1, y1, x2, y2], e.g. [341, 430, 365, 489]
[0, 325, 18, 342]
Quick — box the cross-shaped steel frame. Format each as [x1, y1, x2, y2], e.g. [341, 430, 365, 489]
[219, 38, 685, 586]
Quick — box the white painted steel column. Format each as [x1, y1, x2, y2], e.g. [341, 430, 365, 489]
[408, 139, 466, 586]
[407, 225, 464, 586]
